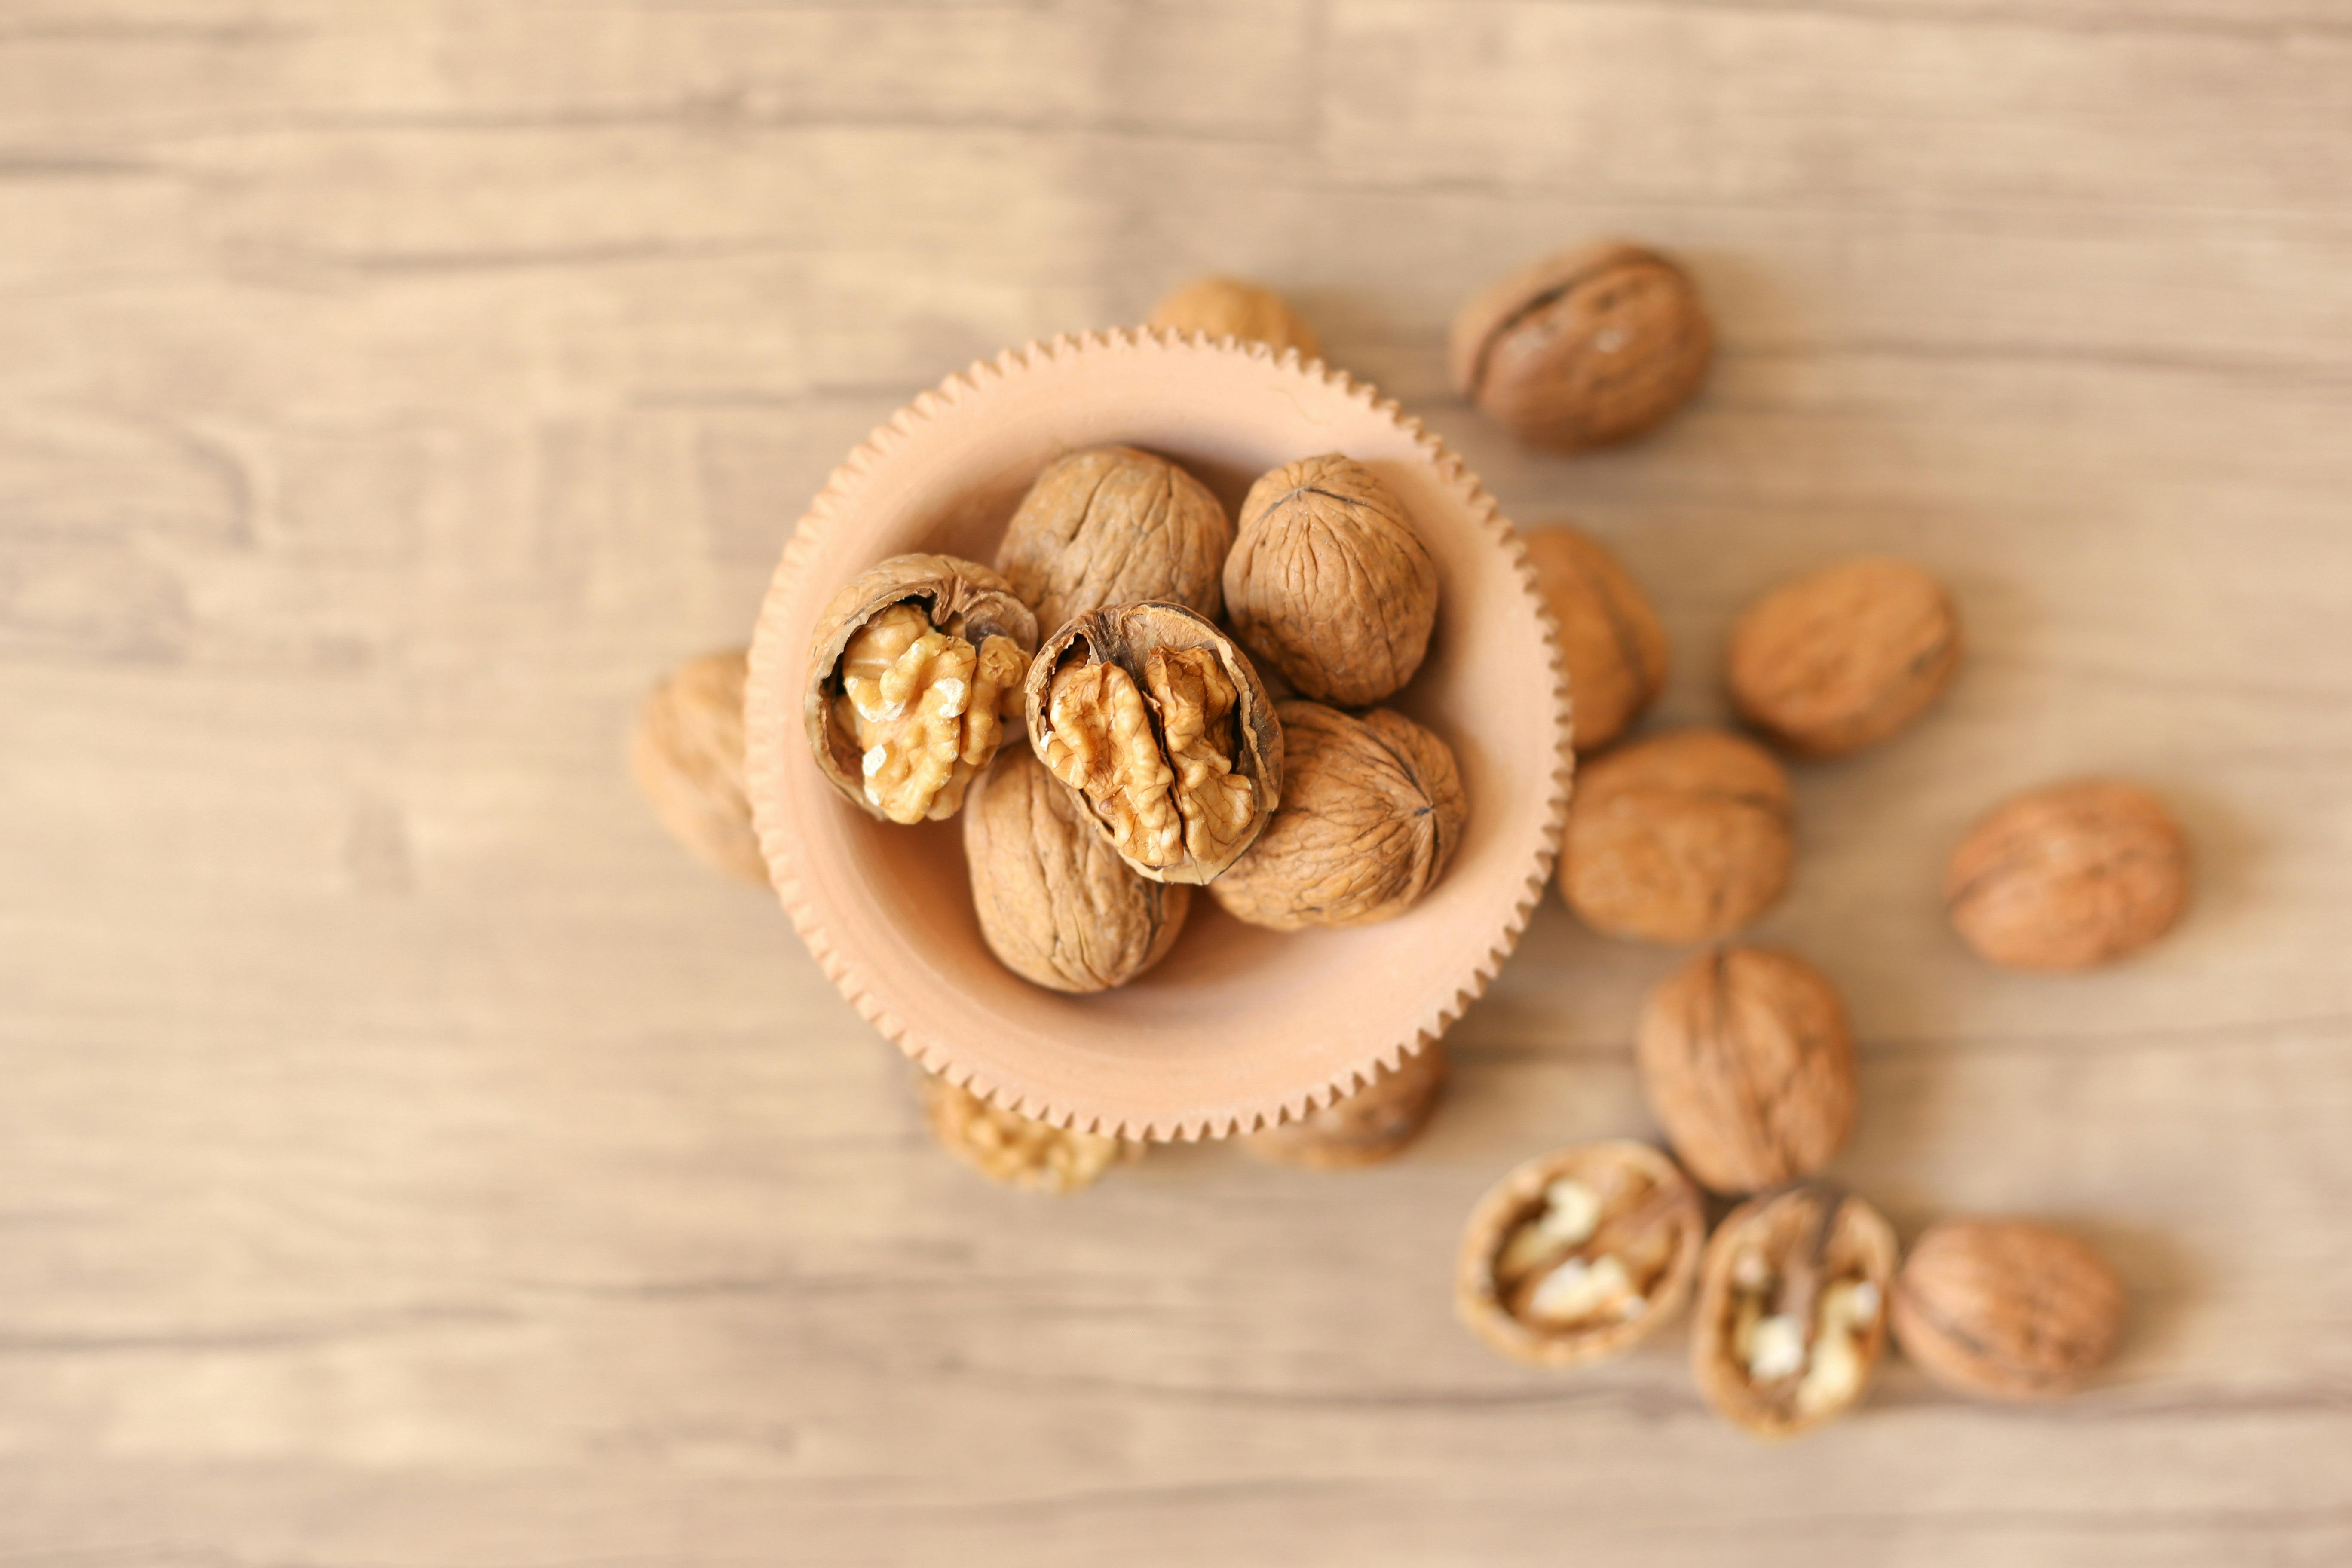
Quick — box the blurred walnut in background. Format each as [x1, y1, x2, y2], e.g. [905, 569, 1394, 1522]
[1148, 276, 1320, 361]
[1522, 524, 1669, 753]
[632, 648, 766, 886]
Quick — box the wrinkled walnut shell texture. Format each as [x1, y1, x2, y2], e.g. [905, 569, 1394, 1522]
[1638, 947, 1857, 1195]
[994, 445, 1234, 634]
[1946, 779, 2190, 970]
[1455, 1140, 1706, 1369]
[1210, 702, 1467, 931]
[1023, 602, 1283, 885]
[802, 554, 1038, 822]
[1148, 277, 1321, 361]
[1561, 729, 1795, 944]
[1244, 1041, 1447, 1169]
[963, 746, 1192, 994]
[1448, 241, 1714, 452]
[1523, 524, 1670, 753]
[1728, 557, 1961, 757]
[631, 648, 768, 885]
[1891, 1219, 2126, 1402]
[1224, 454, 1439, 707]
[1692, 1185, 1898, 1440]
[919, 1072, 1133, 1194]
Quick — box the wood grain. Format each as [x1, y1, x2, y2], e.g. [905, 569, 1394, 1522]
[2, 1, 2348, 1563]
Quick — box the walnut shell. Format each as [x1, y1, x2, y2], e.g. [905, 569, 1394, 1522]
[1559, 729, 1795, 944]
[1023, 602, 1283, 885]
[993, 446, 1234, 634]
[1945, 779, 2190, 970]
[1447, 241, 1713, 452]
[1890, 1219, 2126, 1401]
[1692, 1183, 1898, 1440]
[1727, 557, 1962, 757]
[1244, 1041, 1447, 1170]
[803, 554, 1039, 824]
[1638, 946, 1856, 1195]
[1148, 276, 1320, 361]
[919, 1072, 1135, 1194]
[962, 746, 1192, 994]
[1455, 1141, 1706, 1368]
[1208, 701, 1467, 931]
[1523, 524, 1669, 753]
[1223, 454, 1439, 707]
[631, 647, 767, 885]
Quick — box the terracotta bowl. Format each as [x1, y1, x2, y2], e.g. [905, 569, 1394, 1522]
[744, 329, 1571, 1140]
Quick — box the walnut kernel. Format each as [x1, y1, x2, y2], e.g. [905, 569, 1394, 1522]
[920, 1073, 1134, 1194]
[1223, 454, 1439, 707]
[994, 445, 1234, 634]
[1210, 701, 1467, 931]
[1448, 241, 1713, 452]
[1945, 779, 2190, 970]
[1559, 728, 1795, 944]
[1727, 557, 1961, 757]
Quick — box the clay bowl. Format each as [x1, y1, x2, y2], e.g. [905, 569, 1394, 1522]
[744, 329, 1571, 1140]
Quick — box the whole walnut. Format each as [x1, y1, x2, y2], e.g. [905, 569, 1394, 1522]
[1448, 241, 1714, 452]
[1523, 524, 1669, 753]
[919, 1072, 1135, 1194]
[1945, 779, 2190, 970]
[1560, 729, 1795, 944]
[1223, 454, 1439, 706]
[1692, 1182, 1898, 1440]
[962, 746, 1191, 993]
[994, 446, 1234, 634]
[1245, 1041, 1447, 1170]
[803, 554, 1038, 824]
[1148, 276, 1320, 361]
[1727, 557, 1961, 757]
[1638, 946, 1856, 1194]
[1209, 701, 1467, 931]
[1025, 602, 1283, 884]
[1890, 1219, 2126, 1401]
[631, 647, 767, 885]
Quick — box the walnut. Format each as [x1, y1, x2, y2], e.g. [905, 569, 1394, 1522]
[1559, 729, 1795, 944]
[1692, 1182, 1898, 1439]
[1890, 1219, 2126, 1401]
[1024, 602, 1283, 884]
[1148, 276, 1321, 361]
[1209, 701, 1467, 931]
[994, 446, 1234, 634]
[962, 746, 1192, 994]
[1945, 779, 2190, 970]
[1447, 241, 1713, 452]
[1244, 1041, 1448, 1170]
[1456, 1141, 1706, 1368]
[1638, 946, 1856, 1195]
[631, 647, 767, 885]
[1523, 524, 1669, 753]
[1222, 454, 1439, 707]
[802, 555, 1038, 824]
[919, 1073, 1135, 1194]
[1727, 557, 1962, 757]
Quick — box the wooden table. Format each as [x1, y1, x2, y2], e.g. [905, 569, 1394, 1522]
[4, 3, 2348, 1562]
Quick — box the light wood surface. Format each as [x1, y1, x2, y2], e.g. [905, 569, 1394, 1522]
[3, 3, 2348, 1564]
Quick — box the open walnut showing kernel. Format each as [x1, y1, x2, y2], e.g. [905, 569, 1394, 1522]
[803, 555, 1038, 824]
[1456, 1141, 1706, 1368]
[1693, 1182, 1899, 1439]
[1024, 602, 1283, 884]
[919, 1072, 1136, 1194]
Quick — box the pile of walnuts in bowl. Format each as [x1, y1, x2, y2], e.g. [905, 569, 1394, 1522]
[796, 441, 1467, 1003]
[634, 251, 2193, 1432]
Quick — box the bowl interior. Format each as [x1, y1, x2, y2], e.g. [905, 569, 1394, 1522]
[744, 332, 1570, 1139]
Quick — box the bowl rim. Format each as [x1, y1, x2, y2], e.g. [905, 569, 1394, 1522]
[743, 326, 1574, 1139]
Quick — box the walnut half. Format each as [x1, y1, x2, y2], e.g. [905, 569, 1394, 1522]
[1024, 602, 1283, 884]
[802, 554, 1039, 824]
